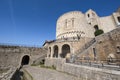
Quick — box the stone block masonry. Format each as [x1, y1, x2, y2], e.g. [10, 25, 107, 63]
[62, 63, 120, 80]
[0, 45, 47, 80]
[45, 58, 120, 80]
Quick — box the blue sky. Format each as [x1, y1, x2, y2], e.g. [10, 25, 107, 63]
[0, 0, 120, 47]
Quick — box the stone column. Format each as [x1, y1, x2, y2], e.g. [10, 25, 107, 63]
[58, 46, 62, 58]
[72, 48, 74, 54]
[47, 47, 50, 58]
[50, 47, 53, 59]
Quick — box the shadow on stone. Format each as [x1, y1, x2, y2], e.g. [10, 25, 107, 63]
[10, 68, 24, 80]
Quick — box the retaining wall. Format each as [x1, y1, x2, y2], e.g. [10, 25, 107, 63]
[45, 58, 120, 80]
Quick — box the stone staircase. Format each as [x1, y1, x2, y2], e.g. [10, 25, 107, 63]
[33, 54, 47, 63]
[75, 38, 96, 56]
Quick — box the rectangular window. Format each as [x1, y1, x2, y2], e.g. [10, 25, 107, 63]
[88, 14, 90, 17]
[117, 16, 120, 23]
[116, 46, 120, 54]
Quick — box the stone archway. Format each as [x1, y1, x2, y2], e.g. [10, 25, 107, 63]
[61, 44, 70, 58]
[53, 45, 58, 58]
[21, 55, 30, 65]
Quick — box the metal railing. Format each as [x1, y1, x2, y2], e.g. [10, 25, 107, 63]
[74, 59, 120, 70]
[68, 58, 120, 71]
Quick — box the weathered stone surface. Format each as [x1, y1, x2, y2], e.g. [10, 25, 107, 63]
[56, 9, 119, 39]
[0, 45, 47, 80]
[78, 27, 120, 61]
[25, 66, 80, 80]
[45, 58, 120, 80]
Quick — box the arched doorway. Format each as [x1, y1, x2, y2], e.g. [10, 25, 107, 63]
[53, 45, 58, 58]
[21, 55, 30, 65]
[61, 44, 70, 58]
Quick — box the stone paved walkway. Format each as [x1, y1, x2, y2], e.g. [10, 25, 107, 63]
[24, 66, 79, 80]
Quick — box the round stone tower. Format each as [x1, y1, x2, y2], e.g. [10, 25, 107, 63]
[56, 11, 95, 39]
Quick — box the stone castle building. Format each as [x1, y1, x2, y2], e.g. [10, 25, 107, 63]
[56, 9, 120, 39]
[44, 8, 120, 60]
[0, 8, 120, 80]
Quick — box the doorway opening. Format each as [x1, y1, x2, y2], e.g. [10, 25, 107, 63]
[21, 55, 30, 65]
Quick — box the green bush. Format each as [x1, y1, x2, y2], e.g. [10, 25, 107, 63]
[94, 29, 104, 36]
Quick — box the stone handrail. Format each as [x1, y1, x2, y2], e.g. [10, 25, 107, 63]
[72, 58, 120, 70]
[75, 38, 96, 55]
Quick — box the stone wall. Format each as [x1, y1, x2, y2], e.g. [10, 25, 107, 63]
[47, 37, 93, 59]
[78, 27, 120, 61]
[56, 11, 95, 39]
[45, 27, 120, 80]
[0, 45, 47, 80]
[45, 58, 120, 80]
[56, 9, 120, 40]
[62, 63, 120, 80]
[0, 45, 47, 69]
[100, 16, 116, 33]
[45, 58, 66, 71]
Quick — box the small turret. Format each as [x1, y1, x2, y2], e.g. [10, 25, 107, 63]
[85, 9, 99, 26]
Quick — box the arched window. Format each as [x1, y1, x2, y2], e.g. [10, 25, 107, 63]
[61, 44, 70, 58]
[77, 34, 80, 40]
[94, 25, 99, 31]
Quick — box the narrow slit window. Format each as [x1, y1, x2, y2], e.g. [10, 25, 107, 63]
[88, 14, 90, 17]
[94, 25, 99, 31]
[117, 16, 120, 23]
